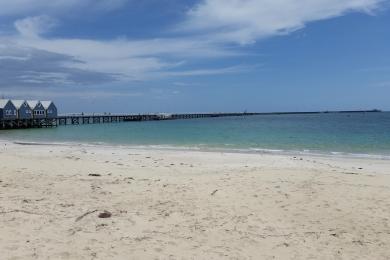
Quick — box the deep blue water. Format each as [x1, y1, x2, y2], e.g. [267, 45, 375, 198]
[1, 112, 390, 156]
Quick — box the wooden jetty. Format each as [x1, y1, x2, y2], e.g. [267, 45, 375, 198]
[0, 110, 383, 130]
[0, 112, 260, 129]
[56, 112, 262, 126]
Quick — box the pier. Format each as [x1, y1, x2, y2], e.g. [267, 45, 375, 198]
[0, 110, 383, 130]
[0, 112, 261, 129]
[54, 112, 263, 125]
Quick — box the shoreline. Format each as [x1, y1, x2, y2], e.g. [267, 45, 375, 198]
[2, 138, 390, 161]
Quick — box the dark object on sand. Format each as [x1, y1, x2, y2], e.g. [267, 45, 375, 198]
[89, 173, 101, 177]
[75, 210, 98, 222]
[98, 211, 112, 218]
[343, 172, 359, 175]
[211, 189, 218, 196]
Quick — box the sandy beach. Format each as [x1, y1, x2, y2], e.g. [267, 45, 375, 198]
[1, 140, 390, 259]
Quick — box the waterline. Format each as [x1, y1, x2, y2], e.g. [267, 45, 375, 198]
[1, 113, 390, 157]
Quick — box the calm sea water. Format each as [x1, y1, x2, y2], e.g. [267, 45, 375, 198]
[1, 112, 390, 156]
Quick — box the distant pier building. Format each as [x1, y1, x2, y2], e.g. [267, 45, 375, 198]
[27, 100, 46, 119]
[0, 99, 17, 120]
[12, 100, 33, 119]
[1, 99, 57, 129]
[41, 101, 58, 118]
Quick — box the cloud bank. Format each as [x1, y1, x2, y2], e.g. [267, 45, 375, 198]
[0, 0, 387, 90]
[184, 0, 384, 44]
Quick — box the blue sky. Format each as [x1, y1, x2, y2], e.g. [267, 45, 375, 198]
[0, 0, 389, 113]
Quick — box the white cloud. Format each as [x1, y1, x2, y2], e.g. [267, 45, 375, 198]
[159, 65, 255, 77]
[0, 41, 119, 87]
[0, 85, 145, 100]
[14, 15, 58, 38]
[0, 25, 240, 87]
[183, 0, 385, 44]
[0, 19, 241, 86]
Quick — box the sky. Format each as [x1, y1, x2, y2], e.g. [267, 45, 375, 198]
[0, 0, 389, 113]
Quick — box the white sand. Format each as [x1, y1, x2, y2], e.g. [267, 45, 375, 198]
[0, 140, 390, 259]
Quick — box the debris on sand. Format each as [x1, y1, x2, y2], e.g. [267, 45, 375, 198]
[75, 210, 98, 222]
[98, 211, 112, 219]
[211, 189, 219, 196]
[343, 172, 359, 175]
[88, 173, 101, 177]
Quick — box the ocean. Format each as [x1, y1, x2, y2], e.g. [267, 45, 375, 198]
[1, 112, 390, 157]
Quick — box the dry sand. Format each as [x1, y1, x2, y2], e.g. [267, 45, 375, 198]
[0, 140, 390, 259]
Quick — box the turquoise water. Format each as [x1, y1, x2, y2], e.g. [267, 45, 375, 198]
[1, 112, 390, 156]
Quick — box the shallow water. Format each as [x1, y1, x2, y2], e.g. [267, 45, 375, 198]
[1, 112, 390, 157]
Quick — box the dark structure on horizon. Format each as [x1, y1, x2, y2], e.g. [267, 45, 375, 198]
[0, 98, 383, 130]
